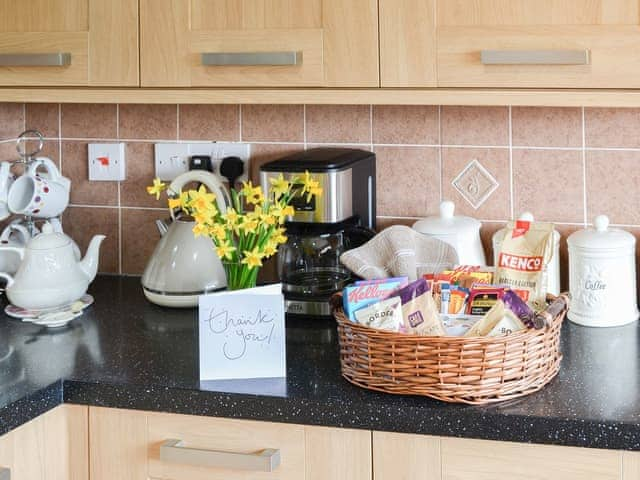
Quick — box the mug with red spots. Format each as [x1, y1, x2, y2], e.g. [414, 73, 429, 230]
[7, 157, 70, 219]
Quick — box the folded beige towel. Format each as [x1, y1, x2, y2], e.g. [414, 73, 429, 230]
[340, 225, 459, 281]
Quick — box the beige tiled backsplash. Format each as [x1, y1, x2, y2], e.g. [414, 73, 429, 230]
[0, 103, 636, 284]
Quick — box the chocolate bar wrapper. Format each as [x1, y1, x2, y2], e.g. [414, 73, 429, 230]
[502, 289, 535, 328]
[397, 279, 446, 336]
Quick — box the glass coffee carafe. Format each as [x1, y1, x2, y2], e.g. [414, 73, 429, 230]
[278, 222, 375, 299]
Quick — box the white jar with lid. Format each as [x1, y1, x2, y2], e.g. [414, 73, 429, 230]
[567, 215, 639, 327]
[492, 212, 561, 295]
[412, 200, 486, 266]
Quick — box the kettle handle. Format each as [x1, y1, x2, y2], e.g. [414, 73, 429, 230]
[168, 171, 230, 220]
[27, 157, 61, 181]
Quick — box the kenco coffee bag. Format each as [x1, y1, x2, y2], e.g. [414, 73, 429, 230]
[495, 220, 554, 308]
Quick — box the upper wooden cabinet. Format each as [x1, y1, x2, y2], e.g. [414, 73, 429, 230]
[379, 0, 436, 87]
[437, 0, 640, 88]
[380, 0, 640, 89]
[140, 0, 379, 87]
[0, 0, 138, 86]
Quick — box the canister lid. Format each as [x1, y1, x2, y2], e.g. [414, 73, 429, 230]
[568, 215, 636, 250]
[412, 201, 481, 236]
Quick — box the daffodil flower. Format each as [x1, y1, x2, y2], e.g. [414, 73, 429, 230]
[190, 185, 217, 213]
[192, 223, 208, 238]
[241, 248, 264, 268]
[263, 241, 278, 257]
[168, 197, 182, 210]
[210, 224, 227, 242]
[269, 173, 290, 198]
[146, 178, 167, 200]
[216, 241, 236, 261]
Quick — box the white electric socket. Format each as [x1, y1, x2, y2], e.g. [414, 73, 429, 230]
[154, 142, 251, 184]
[88, 143, 126, 181]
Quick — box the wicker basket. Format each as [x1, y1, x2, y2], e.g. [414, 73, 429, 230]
[333, 295, 567, 405]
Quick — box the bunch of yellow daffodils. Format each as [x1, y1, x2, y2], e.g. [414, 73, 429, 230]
[147, 172, 322, 290]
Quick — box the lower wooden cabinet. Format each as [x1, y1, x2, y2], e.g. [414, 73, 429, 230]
[0, 405, 88, 480]
[3, 405, 640, 480]
[374, 431, 640, 480]
[89, 407, 371, 480]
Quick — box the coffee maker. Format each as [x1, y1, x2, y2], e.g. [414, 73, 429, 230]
[260, 148, 376, 318]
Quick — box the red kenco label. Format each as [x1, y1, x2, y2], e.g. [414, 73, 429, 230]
[498, 253, 543, 272]
[511, 220, 531, 238]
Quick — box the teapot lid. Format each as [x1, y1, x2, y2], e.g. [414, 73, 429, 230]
[29, 222, 70, 250]
[412, 201, 482, 236]
[568, 215, 635, 250]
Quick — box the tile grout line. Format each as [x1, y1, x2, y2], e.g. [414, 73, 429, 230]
[238, 104, 243, 141]
[176, 104, 180, 141]
[116, 103, 123, 275]
[508, 105, 514, 219]
[57, 104, 62, 171]
[369, 104, 373, 151]
[303, 104, 307, 149]
[438, 105, 443, 203]
[581, 106, 588, 226]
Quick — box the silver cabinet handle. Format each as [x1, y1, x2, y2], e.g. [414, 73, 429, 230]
[480, 49, 590, 65]
[0, 467, 10, 480]
[160, 439, 281, 472]
[0, 53, 71, 66]
[201, 51, 302, 66]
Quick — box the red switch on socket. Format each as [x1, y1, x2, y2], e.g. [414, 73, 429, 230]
[98, 156, 110, 166]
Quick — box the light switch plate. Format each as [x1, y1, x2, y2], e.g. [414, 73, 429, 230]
[154, 142, 251, 183]
[88, 143, 126, 181]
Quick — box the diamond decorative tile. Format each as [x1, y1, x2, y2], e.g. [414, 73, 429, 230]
[451, 159, 499, 209]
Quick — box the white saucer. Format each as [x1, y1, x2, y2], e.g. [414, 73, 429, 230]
[5, 294, 94, 320]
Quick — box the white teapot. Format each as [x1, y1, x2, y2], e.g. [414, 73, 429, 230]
[0, 222, 105, 310]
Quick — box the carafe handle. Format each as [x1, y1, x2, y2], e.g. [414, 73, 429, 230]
[168, 171, 230, 220]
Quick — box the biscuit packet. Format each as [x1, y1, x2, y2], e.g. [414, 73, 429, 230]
[354, 296, 403, 332]
[495, 220, 554, 309]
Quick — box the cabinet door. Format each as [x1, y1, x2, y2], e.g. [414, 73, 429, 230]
[140, 0, 379, 87]
[441, 437, 621, 480]
[379, 0, 436, 87]
[0, 0, 138, 86]
[437, 0, 640, 88]
[90, 406, 371, 480]
[0, 405, 89, 480]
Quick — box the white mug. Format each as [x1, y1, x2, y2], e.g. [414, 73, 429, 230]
[8, 157, 70, 218]
[0, 162, 15, 221]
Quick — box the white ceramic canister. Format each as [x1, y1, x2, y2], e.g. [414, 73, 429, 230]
[567, 215, 639, 327]
[412, 200, 486, 266]
[492, 212, 561, 296]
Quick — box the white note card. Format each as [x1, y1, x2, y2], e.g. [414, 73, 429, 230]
[198, 284, 286, 381]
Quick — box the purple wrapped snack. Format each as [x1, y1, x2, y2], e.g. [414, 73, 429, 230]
[395, 278, 445, 336]
[502, 290, 535, 328]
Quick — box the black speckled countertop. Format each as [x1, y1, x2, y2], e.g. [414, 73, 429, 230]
[1, 275, 639, 450]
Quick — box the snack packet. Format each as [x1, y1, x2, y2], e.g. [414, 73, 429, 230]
[442, 315, 481, 336]
[354, 296, 403, 332]
[501, 289, 535, 328]
[355, 276, 409, 286]
[396, 278, 445, 336]
[467, 286, 507, 315]
[464, 300, 526, 337]
[495, 220, 554, 308]
[343, 278, 407, 321]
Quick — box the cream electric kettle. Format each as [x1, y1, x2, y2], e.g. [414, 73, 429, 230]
[141, 171, 230, 308]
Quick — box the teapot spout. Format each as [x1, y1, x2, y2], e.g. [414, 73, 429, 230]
[79, 235, 106, 282]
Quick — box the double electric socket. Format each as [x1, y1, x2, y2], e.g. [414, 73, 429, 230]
[154, 142, 251, 183]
